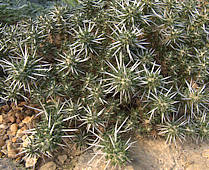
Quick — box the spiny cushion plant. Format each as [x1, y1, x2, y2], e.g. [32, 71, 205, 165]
[0, 0, 208, 168]
[0, 0, 54, 24]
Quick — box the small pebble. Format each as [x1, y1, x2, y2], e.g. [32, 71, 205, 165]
[10, 124, 18, 135]
[0, 137, 5, 147]
[40, 161, 56, 170]
[0, 115, 3, 123]
[57, 154, 67, 164]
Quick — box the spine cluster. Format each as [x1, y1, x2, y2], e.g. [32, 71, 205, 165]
[0, 0, 208, 168]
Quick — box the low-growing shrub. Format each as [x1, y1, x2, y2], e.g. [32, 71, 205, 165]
[0, 0, 208, 168]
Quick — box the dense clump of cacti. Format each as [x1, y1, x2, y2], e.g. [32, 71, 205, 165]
[0, 0, 208, 168]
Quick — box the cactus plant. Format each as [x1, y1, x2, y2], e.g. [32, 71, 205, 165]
[0, 0, 208, 168]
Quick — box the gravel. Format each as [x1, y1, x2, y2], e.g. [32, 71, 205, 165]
[0, 158, 24, 170]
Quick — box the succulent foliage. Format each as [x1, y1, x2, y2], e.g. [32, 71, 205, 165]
[0, 0, 208, 168]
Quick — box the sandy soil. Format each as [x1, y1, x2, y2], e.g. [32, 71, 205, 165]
[130, 138, 209, 170]
[74, 137, 209, 170]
